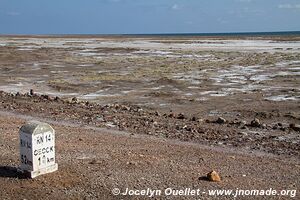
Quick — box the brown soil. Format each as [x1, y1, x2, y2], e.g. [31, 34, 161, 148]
[0, 111, 299, 200]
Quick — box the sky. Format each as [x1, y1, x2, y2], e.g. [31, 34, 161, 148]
[0, 0, 300, 34]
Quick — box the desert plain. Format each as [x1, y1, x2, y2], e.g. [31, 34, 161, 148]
[0, 35, 299, 199]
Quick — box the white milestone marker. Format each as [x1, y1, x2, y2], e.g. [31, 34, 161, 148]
[19, 121, 58, 178]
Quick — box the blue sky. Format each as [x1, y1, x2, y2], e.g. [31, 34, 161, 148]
[0, 0, 300, 34]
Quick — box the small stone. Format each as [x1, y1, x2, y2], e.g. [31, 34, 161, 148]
[30, 89, 34, 96]
[154, 111, 160, 116]
[177, 113, 185, 119]
[289, 124, 300, 132]
[216, 117, 226, 124]
[71, 97, 78, 103]
[240, 120, 247, 126]
[207, 170, 221, 182]
[41, 95, 50, 100]
[168, 113, 176, 118]
[184, 126, 192, 131]
[122, 105, 130, 111]
[191, 116, 197, 121]
[106, 122, 116, 128]
[231, 119, 239, 124]
[272, 124, 279, 130]
[197, 118, 204, 123]
[251, 118, 261, 127]
[280, 127, 286, 131]
[54, 96, 60, 101]
[239, 121, 247, 129]
[89, 159, 98, 164]
[126, 161, 138, 166]
[239, 132, 248, 136]
[97, 117, 105, 122]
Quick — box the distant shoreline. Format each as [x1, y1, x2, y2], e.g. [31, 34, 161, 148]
[123, 31, 300, 37]
[1, 31, 300, 38]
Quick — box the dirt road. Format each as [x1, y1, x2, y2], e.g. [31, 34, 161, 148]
[0, 111, 299, 199]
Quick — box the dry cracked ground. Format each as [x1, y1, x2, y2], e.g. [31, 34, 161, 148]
[0, 35, 299, 199]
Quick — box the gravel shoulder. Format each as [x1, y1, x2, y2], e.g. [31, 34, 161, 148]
[0, 110, 299, 199]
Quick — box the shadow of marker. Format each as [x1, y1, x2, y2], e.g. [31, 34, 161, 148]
[0, 166, 28, 179]
[198, 176, 210, 181]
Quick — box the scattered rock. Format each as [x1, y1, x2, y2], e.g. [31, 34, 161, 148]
[280, 127, 286, 131]
[106, 122, 117, 128]
[0, 89, 298, 157]
[240, 120, 247, 126]
[284, 113, 300, 120]
[121, 105, 130, 111]
[272, 124, 279, 130]
[168, 113, 176, 118]
[255, 111, 269, 118]
[289, 124, 300, 132]
[197, 118, 204, 123]
[207, 170, 221, 182]
[126, 161, 138, 166]
[72, 97, 78, 103]
[89, 159, 98, 164]
[191, 116, 197, 121]
[114, 104, 120, 109]
[154, 111, 160, 116]
[54, 96, 61, 101]
[250, 118, 261, 127]
[238, 132, 248, 137]
[41, 95, 50, 100]
[177, 113, 185, 119]
[30, 89, 34, 96]
[231, 119, 239, 124]
[216, 117, 226, 124]
[239, 120, 247, 129]
[183, 126, 192, 131]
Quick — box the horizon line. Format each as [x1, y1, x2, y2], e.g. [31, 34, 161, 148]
[1, 30, 300, 37]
